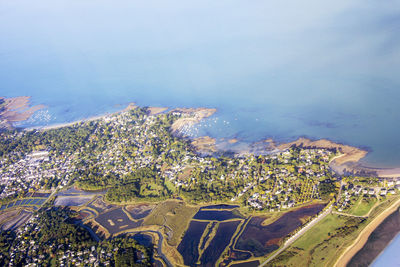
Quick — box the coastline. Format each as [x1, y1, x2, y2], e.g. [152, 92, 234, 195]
[29, 113, 114, 131]
[276, 137, 368, 165]
[16, 100, 400, 178]
[371, 232, 400, 266]
[3, 98, 400, 265]
[0, 96, 46, 129]
[334, 197, 400, 267]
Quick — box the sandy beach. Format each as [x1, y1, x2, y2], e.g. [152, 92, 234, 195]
[26, 103, 137, 131]
[334, 197, 400, 267]
[376, 168, 400, 178]
[277, 138, 368, 165]
[170, 107, 216, 135]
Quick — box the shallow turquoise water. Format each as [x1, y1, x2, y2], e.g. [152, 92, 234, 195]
[1, 0, 400, 167]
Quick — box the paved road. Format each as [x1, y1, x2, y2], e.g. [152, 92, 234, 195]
[260, 204, 333, 266]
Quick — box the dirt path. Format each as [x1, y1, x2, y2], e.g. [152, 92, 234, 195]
[334, 197, 400, 267]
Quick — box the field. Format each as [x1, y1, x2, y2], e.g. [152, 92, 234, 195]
[269, 214, 366, 266]
[125, 204, 154, 219]
[143, 200, 198, 246]
[0, 209, 33, 231]
[347, 196, 377, 216]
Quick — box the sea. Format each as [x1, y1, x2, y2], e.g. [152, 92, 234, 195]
[372, 234, 400, 267]
[1, 0, 400, 259]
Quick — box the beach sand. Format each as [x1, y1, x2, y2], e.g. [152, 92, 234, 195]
[334, 197, 400, 267]
[277, 138, 368, 165]
[147, 107, 168, 115]
[170, 108, 216, 135]
[376, 168, 400, 178]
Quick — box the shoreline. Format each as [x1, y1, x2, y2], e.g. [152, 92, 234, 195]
[0, 96, 46, 129]
[27, 113, 113, 131]
[25, 103, 139, 131]
[370, 231, 400, 266]
[9, 99, 400, 177]
[334, 197, 400, 267]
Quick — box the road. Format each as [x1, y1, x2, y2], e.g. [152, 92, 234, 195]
[334, 197, 400, 267]
[121, 230, 173, 267]
[260, 204, 333, 266]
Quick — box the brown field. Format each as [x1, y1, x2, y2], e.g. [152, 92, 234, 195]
[1, 209, 32, 230]
[125, 204, 154, 220]
[87, 197, 114, 213]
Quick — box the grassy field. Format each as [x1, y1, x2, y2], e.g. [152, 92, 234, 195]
[143, 200, 198, 246]
[268, 196, 400, 267]
[347, 196, 377, 216]
[268, 214, 366, 267]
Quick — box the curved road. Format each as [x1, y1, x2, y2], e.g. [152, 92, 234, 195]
[122, 230, 173, 267]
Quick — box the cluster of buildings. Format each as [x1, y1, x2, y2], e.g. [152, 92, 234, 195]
[337, 178, 400, 212]
[232, 149, 333, 210]
[0, 150, 73, 200]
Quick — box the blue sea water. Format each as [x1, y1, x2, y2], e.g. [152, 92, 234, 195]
[372, 233, 400, 267]
[1, 0, 400, 167]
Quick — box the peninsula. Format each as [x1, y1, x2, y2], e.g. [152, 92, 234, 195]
[0, 100, 398, 267]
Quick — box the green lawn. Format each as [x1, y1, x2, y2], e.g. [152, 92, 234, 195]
[269, 214, 366, 267]
[347, 197, 377, 216]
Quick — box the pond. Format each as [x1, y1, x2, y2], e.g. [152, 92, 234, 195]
[193, 210, 244, 221]
[199, 220, 241, 266]
[177, 220, 209, 266]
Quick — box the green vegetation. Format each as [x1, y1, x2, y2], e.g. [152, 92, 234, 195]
[347, 196, 377, 216]
[3, 103, 395, 266]
[0, 207, 152, 266]
[144, 200, 198, 246]
[0, 230, 14, 265]
[269, 214, 366, 267]
[104, 167, 173, 202]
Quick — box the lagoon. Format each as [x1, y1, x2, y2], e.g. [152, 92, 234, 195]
[1, 0, 400, 167]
